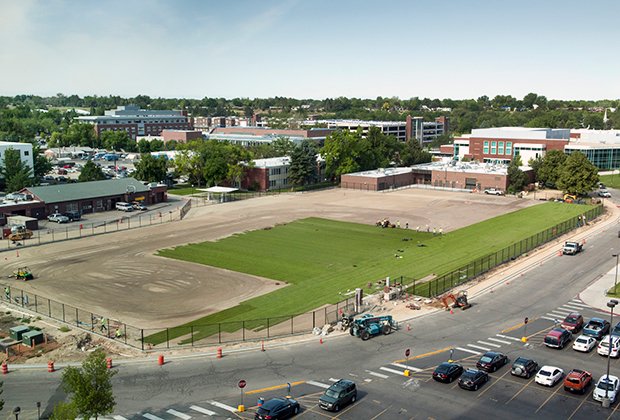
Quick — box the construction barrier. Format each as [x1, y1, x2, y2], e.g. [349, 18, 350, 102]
[158, 355, 164, 366]
[47, 360, 54, 373]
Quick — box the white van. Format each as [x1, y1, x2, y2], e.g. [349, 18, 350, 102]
[115, 202, 134, 212]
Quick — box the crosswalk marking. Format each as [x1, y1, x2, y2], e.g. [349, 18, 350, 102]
[487, 337, 511, 345]
[113, 416, 129, 420]
[569, 301, 590, 308]
[391, 363, 423, 372]
[456, 347, 481, 355]
[143, 414, 165, 420]
[167, 409, 192, 419]
[190, 405, 217, 416]
[496, 334, 522, 342]
[366, 370, 389, 379]
[477, 340, 501, 348]
[207, 401, 237, 413]
[306, 380, 330, 389]
[467, 344, 490, 351]
[329, 378, 339, 382]
[548, 312, 568, 318]
[541, 316, 559, 321]
[379, 366, 405, 375]
[560, 305, 583, 311]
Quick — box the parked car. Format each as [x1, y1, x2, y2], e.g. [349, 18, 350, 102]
[432, 362, 464, 383]
[47, 213, 70, 223]
[476, 352, 509, 372]
[563, 369, 592, 394]
[535, 366, 564, 387]
[598, 190, 612, 198]
[132, 202, 148, 211]
[561, 313, 584, 333]
[544, 327, 572, 349]
[511, 357, 539, 378]
[598, 335, 620, 358]
[611, 321, 620, 338]
[484, 188, 504, 196]
[572, 335, 597, 352]
[593, 375, 620, 403]
[318, 379, 357, 412]
[115, 202, 134, 212]
[63, 211, 81, 222]
[255, 397, 300, 419]
[583, 318, 611, 340]
[458, 369, 489, 391]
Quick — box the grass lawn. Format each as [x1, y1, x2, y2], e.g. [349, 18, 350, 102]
[153, 202, 594, 343]
[599, 174, 620, 189]
[168, 185, 199, 196]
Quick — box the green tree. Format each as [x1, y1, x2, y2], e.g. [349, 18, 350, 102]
[149, 139, 164, 152]
[78, 160, 106, 182]
[64, 123, 99, 148]
[61, 348, 116, 420]
[134, 154, 168, 183]
[51, 401, 78, 419]
[100, 130, 132, 152]
[400, 139, 432, 166]
[507, 155, 526, 194]
[137, 139, 151, 154]
[270, 136, 295, 156]
[535, 149, 567, 188]
[33, 144, 53, 180]
[289, 140, 317, 186]
[556, 151, 599, 195]
[0, 148, 33, 192]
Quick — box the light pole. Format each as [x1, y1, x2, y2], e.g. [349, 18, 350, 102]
[613, 254, 619, 295]
[36, 401, 41, 420]
[603, 299, 619, 408]
[13, 406, 20, 420]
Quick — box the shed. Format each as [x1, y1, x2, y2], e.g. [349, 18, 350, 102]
[9, 325, 30, 341]
[6, 215, 39, 231]
[22, 330, 45, 347]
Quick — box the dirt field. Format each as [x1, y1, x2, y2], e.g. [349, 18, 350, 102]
[1, 188, 540, 329]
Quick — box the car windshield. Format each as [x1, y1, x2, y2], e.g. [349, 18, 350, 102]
[479, 356, 493, 363]
[325, 389, 340, 398]
[567, 378, 580, 384]
[565, 316, 579, 323]
[576, 338, 588, 344]
[598, 381, 616, 391]
[461, 372, 476, 380]
[539, 371, 551, 377]
[514, 358, 527, 366]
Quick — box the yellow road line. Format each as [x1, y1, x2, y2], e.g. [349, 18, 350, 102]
[370, 407, 389, 420]
[245, 380, 306, 395]
[505, 377, 533, 404]
[477, 369, 512, 399]
[393, 346, 452, 363]
[568, 394, 589, 420]
[535, 381, 564, 413]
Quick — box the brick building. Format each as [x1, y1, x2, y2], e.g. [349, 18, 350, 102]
[161, 130, 203, 143]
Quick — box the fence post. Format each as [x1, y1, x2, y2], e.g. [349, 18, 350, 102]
[62, 303, 65, 322]
[141, 329, 144, 351]
[242, 321, 245, 341]
[291, 315, 294, 335]
[218, 323, 221, 344]
[313, 311, 316, 329]
[48, 299, 51, 317]
[20, 290, 24, 308]
[124, 324, 127, 345]
[267, 318, 270, 338]
[166, 328, 169, 349]
[75, 307, 78, 326]
[190, 326, 194, 347]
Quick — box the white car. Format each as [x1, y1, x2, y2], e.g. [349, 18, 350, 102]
[597, 335, 620, 358]
[573, 335, 597, 352]
[593, 374, 620, 403]
[598, 190, 612, 198]
[535, 366, 564, 387]
[484, 188, 504, 196]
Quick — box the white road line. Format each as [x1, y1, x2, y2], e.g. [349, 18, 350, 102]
[380, 366, 405, 375]
[477, 340, 501, 348]
[560, 305, 584, 311]
[548, 312, 568, 318]
[207, 401, 237, 413]
[167, 409, 192, 419]
[496, 334, 523, 342]
[487, 337, 511, 345]
[113, 417, 129, 420]
[572, 298, 586, 304]
[467, 344, 491, 351]
[455, 347, 481, 355]
[306, 380, 330, 389]
[366, 370, 389, 379]
[142, 414, 165, 420]
[541, 316, 559, 321]
[391, 363, 423, 372]
[329, 378, 339, 382]
[568, 302, 590, 308]
[190, 405, 217, 416]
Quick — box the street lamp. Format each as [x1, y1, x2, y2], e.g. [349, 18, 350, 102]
[36, 401, 41, 420]
[603, 299, 619, 407]
[12, 406, 20, 420]
[614, 254, 620, 295]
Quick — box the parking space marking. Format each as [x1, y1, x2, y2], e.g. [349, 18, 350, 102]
[456, 347, 481, 355]
[391, 363, 423, 372]
[190, 405, 217, 416]
[607, 398, 620, 420]
[477, 340, 501, 348]
[245, 380, 306, 395]
[329, 378, 339, 382]
[379, 366, 405, 376]
[369, 408, 389, 420]
[476, 369, 512, 398]
[207, 401, 238, 413]
[534, 382, 565, 413]
[393, 346, 452, 363]
[113, 417, 129, 420]
[366, 370, 389, 379]
[142, 415, 165, 420]
[487, 337, 511, 345]
[496, 334, 523, 342]
[166, 409, 192, 419]
[505, 377, 534, 404]
[467, 344, 491, 351]
[567, 396, 590, 420]
[541, 316, 559, 321]
[306, 380, 331, 389]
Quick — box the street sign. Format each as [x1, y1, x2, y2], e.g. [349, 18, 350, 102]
[524, 317, 529, 324]
[238, 380, 247, 389]
[405, 349, 411, 358]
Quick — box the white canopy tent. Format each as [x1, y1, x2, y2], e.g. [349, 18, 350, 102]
[196, 186, 239, 202]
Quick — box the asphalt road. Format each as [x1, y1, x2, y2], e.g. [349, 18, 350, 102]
[3, 204, 620, 419]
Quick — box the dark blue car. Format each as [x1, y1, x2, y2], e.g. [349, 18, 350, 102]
[583, 318, 610, 340]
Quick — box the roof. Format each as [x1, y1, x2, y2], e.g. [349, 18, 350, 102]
[22, 178, 149, 204]
[252, 156, 291, 168]
[197, 186, 238, 193]
[345, 167, 413, 178]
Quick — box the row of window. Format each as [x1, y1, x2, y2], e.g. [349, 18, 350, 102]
[483, 141, 513, 156]
[269, 178, 289, 187]
[100, 119, 186, 125]
[270, 167, 289, 175]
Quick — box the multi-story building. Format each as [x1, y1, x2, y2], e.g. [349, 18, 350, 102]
[193, 116, 251, 132]
[76, 105, 192, 140]
[241, 157, 292, 191]
[0, 141, 34, 177]
[565, 129, 620, 169]
[207, 127, 333, 148]
[161, 129, 203, 143]
[407, 115, 449, 145]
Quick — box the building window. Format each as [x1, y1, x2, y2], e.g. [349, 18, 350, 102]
[24, 151, 30, 156]
[498, 141, 504, 155]
[269, 180, 276, 187]
[491, 141, 497, 154]
[483, 141, 489, 154]
[506, 142, 512, 156]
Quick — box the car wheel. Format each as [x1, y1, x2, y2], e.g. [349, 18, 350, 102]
[293, 405, 299, 414]
[474, 384, 478, 391]
[361, 331, 370, 341]
[351, 394, 357, 403]
[492, 366, 497, 373]
[334, 404, 340, 412]
[382, 324, 391, 335]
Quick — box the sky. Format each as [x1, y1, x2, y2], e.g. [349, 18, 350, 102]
[1, 0, 619, 101]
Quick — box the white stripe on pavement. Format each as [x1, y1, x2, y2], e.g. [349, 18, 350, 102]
[143, 414, 165, 420]
[329, 378, 339, 382]
[207, 401, 237, 413]
[306, 380, 330, 389]
[391, 363, 423, 372]
[190, 405, 217, 416]
[560, 305, 584, 311]
[487, 337, 511, 345]
[547, 312, 568, 318]
[380, 366, 405, 375]
[467, 344, 491, 351]
[541, 316, 559, 321]
[568, 302, 590, 308]
[113, 417, 129, 420]
[455, 347, 481, 355]
[167, 409, 192, 420]
[496, 334, 523, 342]
[477, 340, 501, 348]
[366, 370, 389, 379]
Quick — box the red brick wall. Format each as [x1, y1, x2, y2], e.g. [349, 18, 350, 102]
[162, 130, 203, 143]
[241, 167, 269, 191]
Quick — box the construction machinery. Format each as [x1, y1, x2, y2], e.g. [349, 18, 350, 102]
[349, 314, 398, 340]
[440, 291, 471, 310]
[563, 194, 577, 203]
[10, 267, 33, 281]
[7, 225, 33, 242]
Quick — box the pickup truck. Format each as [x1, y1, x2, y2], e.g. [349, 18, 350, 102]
[484, 188, 504, 196]
[563, 241, 583, 255]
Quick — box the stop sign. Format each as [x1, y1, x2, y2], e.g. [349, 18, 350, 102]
[405, 348, 411, 358]
[524, 317, 529, 325]
[238, 380, 247, 389]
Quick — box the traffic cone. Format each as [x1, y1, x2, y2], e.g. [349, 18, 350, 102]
[319, 337, 324, 344]
[449, 309, 454, 315]
[16, 250, 19, 258]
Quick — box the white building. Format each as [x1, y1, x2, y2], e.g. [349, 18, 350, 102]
[0, 141, 34, 176]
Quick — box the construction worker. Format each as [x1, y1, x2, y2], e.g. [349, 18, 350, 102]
[4, 287, 9, 301]
[100, 317, 107, 332]
[115, 328, 122, 339]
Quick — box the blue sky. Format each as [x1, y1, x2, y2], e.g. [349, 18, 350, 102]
[0, 0, 618, 100]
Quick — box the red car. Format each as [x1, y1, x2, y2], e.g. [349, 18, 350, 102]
[561, 313, 584, 333]
[563, 369, 592, 394]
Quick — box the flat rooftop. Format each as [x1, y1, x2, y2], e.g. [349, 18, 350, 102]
[412, 161, 510, 175]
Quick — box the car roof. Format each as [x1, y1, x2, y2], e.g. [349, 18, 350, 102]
[565, 312, 582, 318]
[514, 357, 533, 363]
[262, 398, 287, 409]
[540, 365, 562, 372]
[330, 379, 355, 389]
[568, 369, 588, 377]
[588, 318, 606, 324]
[548, 328, 567, 336]
[482, 351, 502, 357]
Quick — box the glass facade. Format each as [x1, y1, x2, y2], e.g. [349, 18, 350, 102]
[565, 148, 620, 170]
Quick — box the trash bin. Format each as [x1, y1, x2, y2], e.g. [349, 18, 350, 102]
[9, 325, 30, 341]
[22, 330, 44, 347]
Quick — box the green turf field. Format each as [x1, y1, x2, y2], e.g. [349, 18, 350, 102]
[152, 202, 594, 343]
[599, 174, 620, 189]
